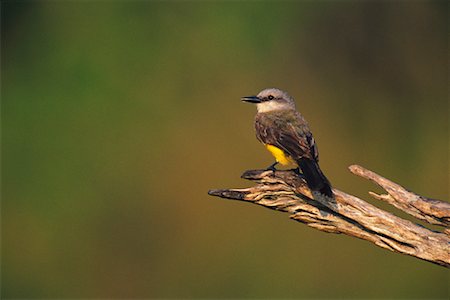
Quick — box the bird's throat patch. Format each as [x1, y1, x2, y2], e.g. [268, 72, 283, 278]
[265, 144, 297, 167]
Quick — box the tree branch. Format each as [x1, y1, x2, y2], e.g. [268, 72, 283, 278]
[208, 165, 450, 268]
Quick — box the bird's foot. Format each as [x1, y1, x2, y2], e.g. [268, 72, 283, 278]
[292, 167, 303, 176]
[265, 162, 278, 172]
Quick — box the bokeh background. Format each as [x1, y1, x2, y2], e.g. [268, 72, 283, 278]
[2, 1, 448, 299]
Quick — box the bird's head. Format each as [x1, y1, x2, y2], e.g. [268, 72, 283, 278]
[241, 88, 296, 113]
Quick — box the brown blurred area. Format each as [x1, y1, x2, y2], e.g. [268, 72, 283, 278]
[2, 1, 448, 298]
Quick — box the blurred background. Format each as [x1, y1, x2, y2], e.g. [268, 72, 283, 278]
[2, 1, 448, 298]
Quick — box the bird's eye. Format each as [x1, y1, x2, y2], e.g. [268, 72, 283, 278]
[268, 95, 274, 100]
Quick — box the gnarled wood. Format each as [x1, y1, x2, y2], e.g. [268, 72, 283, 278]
[208, 165, 450, 268]
[349, 165, 450, 227]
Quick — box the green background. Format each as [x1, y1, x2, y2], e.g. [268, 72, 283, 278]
[2, 1, 448, 298]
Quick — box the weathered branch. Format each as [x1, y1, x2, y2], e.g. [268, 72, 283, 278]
[208, 165, 450, 268]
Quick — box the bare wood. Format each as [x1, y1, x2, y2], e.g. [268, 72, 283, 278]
[208, 165, 450, 268]
[349, 165, 450, 227]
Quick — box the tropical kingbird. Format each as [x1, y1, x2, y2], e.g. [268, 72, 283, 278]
[242, 88, 333, 198]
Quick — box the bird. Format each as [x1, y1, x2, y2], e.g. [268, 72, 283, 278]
[241, 88, 333, 198]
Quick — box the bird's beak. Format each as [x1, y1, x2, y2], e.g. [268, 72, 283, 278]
[241, 95, 261, 103]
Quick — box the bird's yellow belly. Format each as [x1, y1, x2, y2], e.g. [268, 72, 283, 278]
[265, 144, 297, 167]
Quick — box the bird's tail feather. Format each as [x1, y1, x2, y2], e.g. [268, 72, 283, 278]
[298, 158, 333, 198]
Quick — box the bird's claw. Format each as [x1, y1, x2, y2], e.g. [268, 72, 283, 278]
[265, 162, 278, 172]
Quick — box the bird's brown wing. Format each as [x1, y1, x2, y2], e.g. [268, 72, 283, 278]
[255, 112, 332, 197]
[255, 112, 318, 161]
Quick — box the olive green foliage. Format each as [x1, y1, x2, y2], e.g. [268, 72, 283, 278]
[2, 1, 448, 298]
